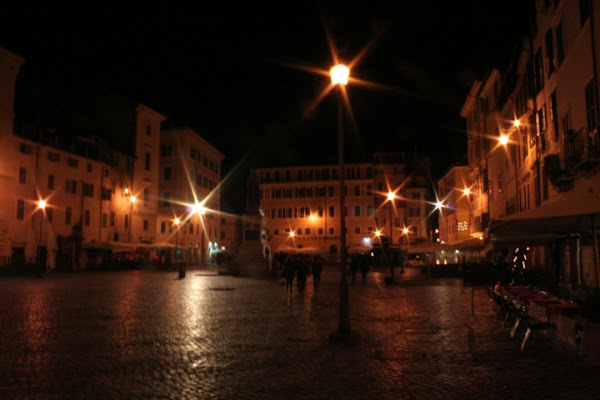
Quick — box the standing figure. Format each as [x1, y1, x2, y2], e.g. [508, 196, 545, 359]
[283, 256, 296, 294]
[296, 256, 307, 293]
[311, 256, 323, 290]
[360, 254, 370, 285]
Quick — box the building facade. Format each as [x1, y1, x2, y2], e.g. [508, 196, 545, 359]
[0, 47, 235, 271]
[436, 165, 472, 246]
[460, 0, 600, 287]
[253, 153, 429, 257]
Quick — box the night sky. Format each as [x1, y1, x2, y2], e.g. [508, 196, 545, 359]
[1, 2, 531, 212]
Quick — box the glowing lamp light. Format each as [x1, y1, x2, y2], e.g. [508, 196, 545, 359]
[289, 231, 295, 238]
[499, 135, 509, 146]
[174, 217, 180, 226]
[309, 214, 316, 221]
[402, 227, 409, 235]
[38, 199, 46, 209]
[514, 119, 521, 127]
[330, 64, 349, 86]
[387, 191, 395, 201]
[463, 188, 470, 196]
[129, 195, 137, 204]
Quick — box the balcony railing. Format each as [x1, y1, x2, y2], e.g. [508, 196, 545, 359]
[566, 128, 600, 171]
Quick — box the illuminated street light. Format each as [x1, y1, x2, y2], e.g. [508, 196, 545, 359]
[386, 191, 396, 284]
[330, 62, 356, 341]
[463, 188, 471, 196]
[174, 217, 184, 279]
[37, 199, 46, 277]
[499, 134, 509, 146]
[128, 194, 136, 243]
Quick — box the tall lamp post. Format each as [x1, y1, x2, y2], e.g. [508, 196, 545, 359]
[387, 191, 396, 283]
[329, 63, 358, 343]
[174, 217, 184, 278]
[37, 199, 46, 276]
[128, 194, 136, 243]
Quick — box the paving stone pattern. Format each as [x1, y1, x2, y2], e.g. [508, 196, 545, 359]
[0, 266, 598, 399]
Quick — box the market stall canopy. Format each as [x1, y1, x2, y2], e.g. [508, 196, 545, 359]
[490, 192, 600, 242]
[406, 242, 455, 254]
[347, 243, 373, 254]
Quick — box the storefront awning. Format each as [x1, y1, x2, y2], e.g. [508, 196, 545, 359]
[489, 193, 600, 242]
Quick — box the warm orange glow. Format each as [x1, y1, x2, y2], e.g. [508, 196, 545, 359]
[402, 227, 409, 235]
[375, 230, 381, 237]
[289, 231, 295, 238]
[330, 64, 349, 85]
[174, 217, 180, 226]
[499, 135, 509, 146]
[514, 119, 521, 128]
[463, 188, 470, 196]
[37, 199, 46, 209]
[309, 214, 316, 221]
[129, 195, 137, 204]
[387, 191, 395, 201]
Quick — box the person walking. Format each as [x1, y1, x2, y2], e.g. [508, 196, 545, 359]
[360, 254, 370, 285]
[296, 256, 307, 294]
[283, 255, 296, 294]
[311, 256, 323, 290]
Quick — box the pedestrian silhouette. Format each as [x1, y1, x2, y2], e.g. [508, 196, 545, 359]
[350, 255, 359, 285]
[311, 256, 323, 290]
[360, 254, 370, 285]
[283, 255, 296, 294]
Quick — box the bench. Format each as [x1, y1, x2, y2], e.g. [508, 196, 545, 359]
[513, 305, 557, 351]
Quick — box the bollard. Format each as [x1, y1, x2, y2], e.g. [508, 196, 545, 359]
[178, 262, 185, 279]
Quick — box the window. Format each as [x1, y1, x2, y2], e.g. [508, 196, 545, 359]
[354, 205, 361, 217]
[83, 183, 94, 198]
[145, 153, 151, 171]
[580, 0, 591, 26]
[16, 200, 24, 220]
[537, 106, 547, 151]
[534, 49, 544, 94]
[161, 221, 166, 233]
[66, 180, 77, 194]
[306, 228, 311, 235]
[354, 185, 360, 196]
[367, 185, 372, 196]
[84, 210, 90, 227]
[328, 227, 334, 235]
[67, 157, 79, 168]
[354, 226, 360, 234]
[144, 188, 150, 202]
[367, 205, 374, 217]
[19, 143, 33, 154]
[585, 79, 597, 135]
[87, 163, 92, 173]
[551, 91, 559, 140]
[163, 167, 172, 180]
[143, 219, 149, 231]
[556, 23, 564, 66]
[101, 187, 112, 201]
[47, 151, 60, 162]
[110, 212, 115, 227]
[102, 213, 107, 228]
[18, 167, 26, 183]
[146, 124, 152, 136]
[163, 192, 171, 206]
[65, 207, 72, 225]
[48, 174, 54, 189]
[104, 168, 109, 177]
[329, 206, 335, 217]
[545, 30, 555, 76]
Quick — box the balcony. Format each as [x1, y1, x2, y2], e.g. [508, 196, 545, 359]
[566, 128, 600, 172]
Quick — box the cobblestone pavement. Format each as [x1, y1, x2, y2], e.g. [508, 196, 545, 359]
[1, 265, 598, 399]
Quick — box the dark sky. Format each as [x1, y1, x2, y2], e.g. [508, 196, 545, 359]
[1, 1, 532, 212]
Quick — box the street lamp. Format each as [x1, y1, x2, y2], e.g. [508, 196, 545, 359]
[174, 217, 184, 278]
[329, 63, 358, 342]
[37, 199, 46, 276]
[128, 194, 136, 243]
[386, 191, 396, 283]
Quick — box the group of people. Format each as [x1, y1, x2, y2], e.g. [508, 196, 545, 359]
[275, 251, 373, 294]
[349, 253, 371, 285]
[277, 253, 324, 294]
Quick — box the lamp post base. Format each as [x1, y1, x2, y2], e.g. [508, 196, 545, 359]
[178, 263, 186, 279]
[329, 330, 361, 346]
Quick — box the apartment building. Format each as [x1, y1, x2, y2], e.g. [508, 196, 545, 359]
[0, 47, 234, 271]
[436, 165, 472, 245]
[460, 0, 600, 287]
[252, 152, 429, 257]
[157, 128, 225, 265]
